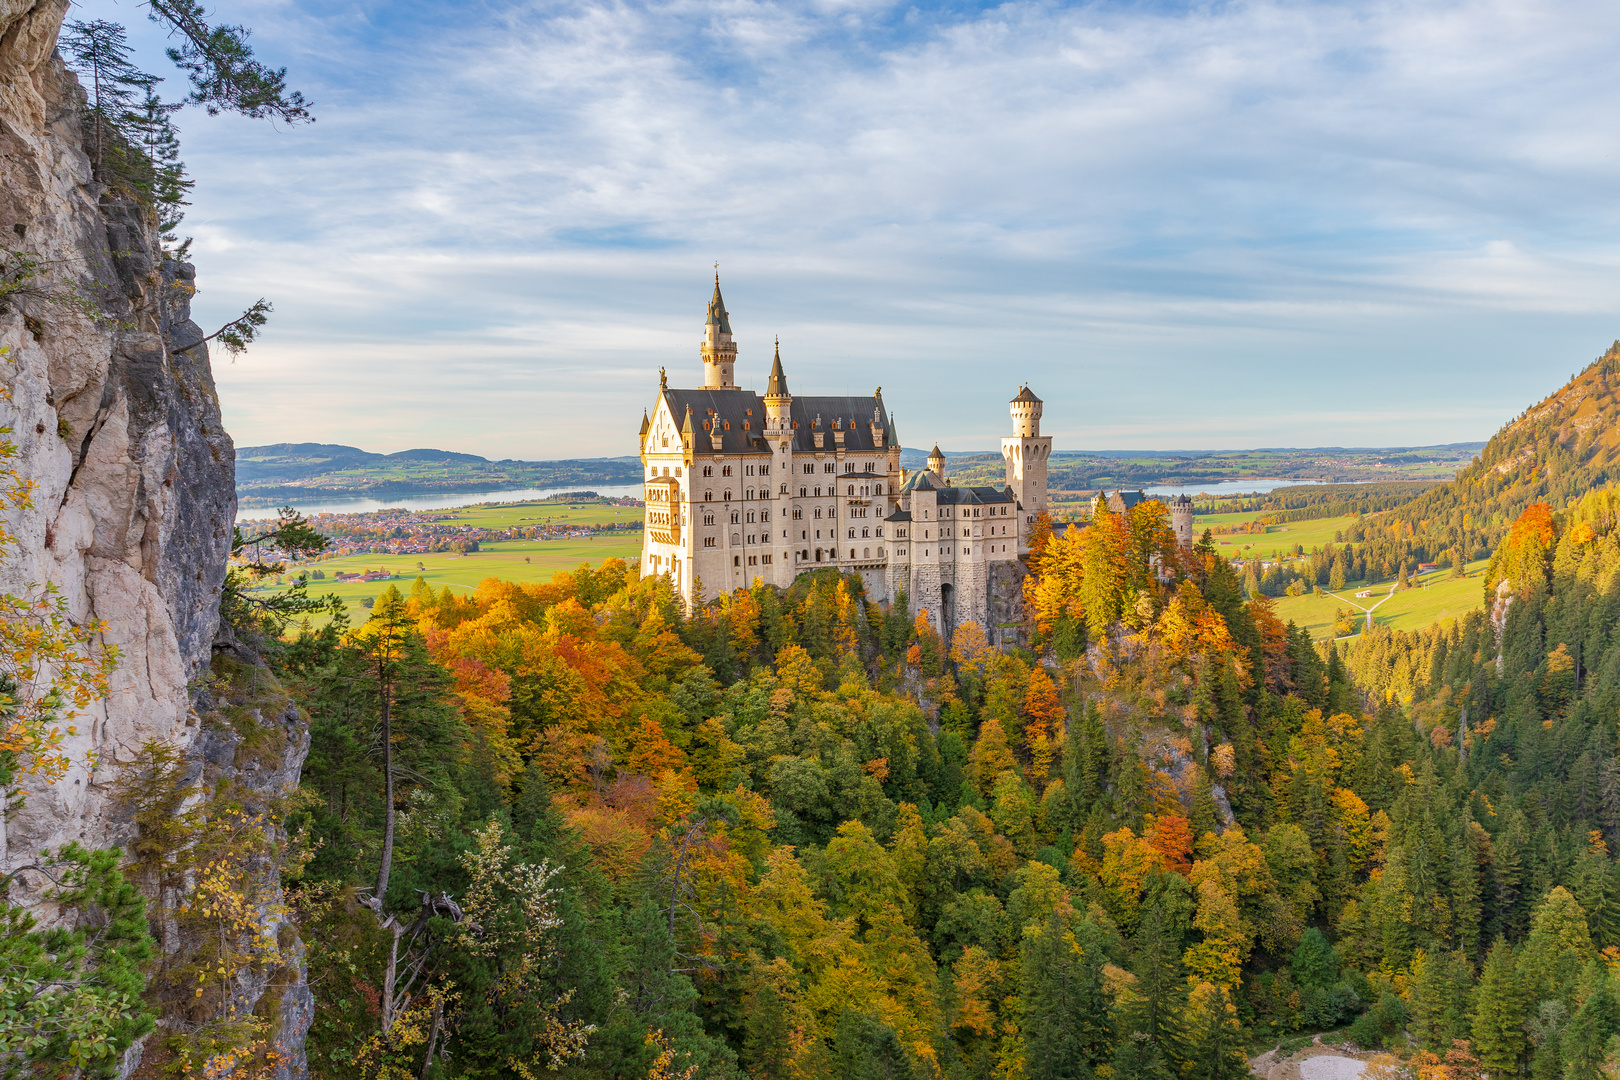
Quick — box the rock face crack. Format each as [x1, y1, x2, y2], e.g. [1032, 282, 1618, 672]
[0, 3, 311, 1075]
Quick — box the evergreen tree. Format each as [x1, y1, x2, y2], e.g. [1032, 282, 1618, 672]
[1472, 936, 1528, 1077]
[1180, 983, 1249, 1080]
[60, 20, 154, 175]
[1021, 909, 1112, 1080]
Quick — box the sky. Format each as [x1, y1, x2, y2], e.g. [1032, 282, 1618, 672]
[73, 0, 1620, 460]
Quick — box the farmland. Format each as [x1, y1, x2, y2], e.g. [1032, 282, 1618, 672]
[1268, 560, 1491, 639]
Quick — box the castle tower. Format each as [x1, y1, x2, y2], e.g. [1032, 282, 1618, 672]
[1001, 385, 1051, 555]
[701, 275, 737, 389]
[1168, 494, 1195, 548]
[927, 444, 945, 478]
[764, 338, 791, 428]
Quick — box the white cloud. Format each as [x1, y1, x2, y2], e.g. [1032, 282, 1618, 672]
[74, 0, 1620, 457]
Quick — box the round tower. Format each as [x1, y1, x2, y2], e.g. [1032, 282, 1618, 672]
[1169, 494, 1195, 548]
[701, 274, 737, 388]
[1009, 384, 1042, 436]
[927, 444, 946, 477]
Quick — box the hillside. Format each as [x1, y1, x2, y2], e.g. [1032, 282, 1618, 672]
[1387, 341, 1620, 553]
[235, 442, 644, 506]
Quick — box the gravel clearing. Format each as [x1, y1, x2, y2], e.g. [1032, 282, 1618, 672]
[1298, 1056, 1367, 1080]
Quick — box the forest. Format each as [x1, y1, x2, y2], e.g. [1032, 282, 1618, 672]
[227, 464, 1620, 1077]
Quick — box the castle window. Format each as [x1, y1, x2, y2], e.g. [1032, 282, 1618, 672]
[863, 548, 869, 558]
[704, 537, 716, 547]
[703, 514, 714, 525]
[824, 463, 834, 473]
[746, 488, 754, 500]
[760, 464, 770, 475]
[799, 487, 808, 497]
[703, 466, 712, 477]
[746, 465, 754, 476]
[803, 464, 813, 474]
[793, 509, 802, 519]
[722, 466, 732, 476]
[849, 549, 855, 559]
[814, 487, 821, 497]
[734, 556, 740, 566]
[761, 510, 770, 521]
[876, 527, 883, 537]
[814, 509, 822, 519]
[724, 490, 732, 501]
[862, 528, 869, 538]
[848, 529, 855, 539]
[674, 468, 681, 477]
[875, 484, 883, 494]
[704, 491, 712, 502]
[845, 463, 855, 473]
[864, 462, 873, 471]
[731, 512, 740, 524]
[847, 486, 854, 496]
[747, 511, 755, 523]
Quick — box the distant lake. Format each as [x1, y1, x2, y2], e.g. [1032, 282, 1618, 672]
[1141, 478, 1327, 499]
[235, 484, 646, 521]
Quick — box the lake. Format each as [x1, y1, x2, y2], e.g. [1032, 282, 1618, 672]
[235, 483, 646, 521]
[1141, 479, 1327, 499]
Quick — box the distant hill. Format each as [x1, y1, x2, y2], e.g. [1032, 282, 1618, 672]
[1388, 341, 1620, 553]
[235, 443, 643, 507]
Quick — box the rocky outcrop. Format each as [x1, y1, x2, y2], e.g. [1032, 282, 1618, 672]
[0, 1, 309, 1072]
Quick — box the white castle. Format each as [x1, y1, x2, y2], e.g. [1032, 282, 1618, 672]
[638, 277, 1051, 635]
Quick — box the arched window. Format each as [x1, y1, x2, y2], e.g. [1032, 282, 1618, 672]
[814, 508, 822, 519]
[722, 465, 732, 476]
[731, 512, 740, 524]
[799, 487, 808, 497]
[875, 484, 883, 494]
[848, 529, 855, 539]
[863, 547, 869, 558]
[793, 508, 802, 519]
[704, 490, 712, 501]
[862, 528, 869, 538]
[724, 490, 731, 501]
[847, 485, 854, 495]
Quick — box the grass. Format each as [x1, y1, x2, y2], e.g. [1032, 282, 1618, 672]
[408, 501, 644, 529]
[269, 534, 642, 627]
[1269, 560, 1491, 640]
[1195, 512, 1363, 562]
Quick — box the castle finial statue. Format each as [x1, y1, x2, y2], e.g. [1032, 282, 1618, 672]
[660, 366, 667, 390]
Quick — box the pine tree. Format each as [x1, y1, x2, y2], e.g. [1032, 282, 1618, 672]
[1117, 897, 1187, 1069]
[1022, 909, 1112, 1080]
[60, 19, 155, 176]
[1180, 982, 1249, 1080]
[1471, 936, 1528, 1077]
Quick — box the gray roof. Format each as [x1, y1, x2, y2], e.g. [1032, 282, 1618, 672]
[765, 343, 789, 397]
[706, 278, 732, 335]
[899, 469, 1013, 504]
[1012, 385, 1042, 403]
[660, 387, 891, 456]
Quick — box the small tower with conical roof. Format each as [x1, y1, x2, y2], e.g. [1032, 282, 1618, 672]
[764, 338, 791, 428]
[701, 275, 737, 389]
[1001, 384, 1051, 555]
[928, 444, 946, 478]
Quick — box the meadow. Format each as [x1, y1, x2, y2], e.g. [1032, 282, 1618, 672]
[1267, 559, 1491, 639]
[255, 498, 646, 625]
[270, 535, 642, 626]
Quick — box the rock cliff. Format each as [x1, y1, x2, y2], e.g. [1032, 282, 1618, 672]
[0, 0, 309, 1072]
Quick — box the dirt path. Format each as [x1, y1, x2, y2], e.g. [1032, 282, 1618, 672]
[1250, 1041, 1380, 1080]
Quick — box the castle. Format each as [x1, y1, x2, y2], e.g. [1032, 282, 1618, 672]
[638, 277, 1049, 636]
[1090, 488, 1197, 549]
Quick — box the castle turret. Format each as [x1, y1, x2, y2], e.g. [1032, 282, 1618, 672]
[1001, 384, 1051, 555]
[701, 275, 737, 389]
[1168, 494, 1195, 548]
[927, 444, 945, 478]
[764, 338, 791, 427]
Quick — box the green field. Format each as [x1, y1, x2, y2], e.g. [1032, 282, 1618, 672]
[312, 500, 646, 530]
[267, 534, 642, 627]
[1195, 512, 1363, 562]
[1268, 560, 1491, 640]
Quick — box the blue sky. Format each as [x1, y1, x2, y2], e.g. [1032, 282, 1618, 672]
[76, 0, 1620, 458]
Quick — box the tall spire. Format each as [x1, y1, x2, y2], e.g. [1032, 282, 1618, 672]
[706, 274, 732, 335]
[765, 336, 789, 397]
[701, 272, 738, 388]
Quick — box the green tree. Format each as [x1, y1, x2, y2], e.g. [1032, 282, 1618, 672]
[0, 846, 155, 1076]
[1021, 908, 1112, 1080]
[1472, 936, 1528, 1076]
[1180, 982, 1249, 1080]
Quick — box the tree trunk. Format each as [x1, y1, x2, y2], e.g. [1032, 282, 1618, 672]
[375, 658, 395, 904]
[420, 998, 444, 1080]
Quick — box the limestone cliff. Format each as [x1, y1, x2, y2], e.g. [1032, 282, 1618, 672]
[0, 0, 309, 1072]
